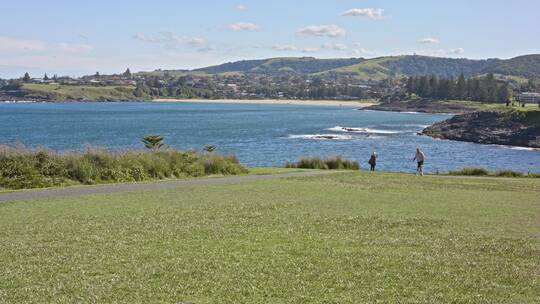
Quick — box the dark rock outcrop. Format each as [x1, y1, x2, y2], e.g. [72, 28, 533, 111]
[422, 110, 540, 148]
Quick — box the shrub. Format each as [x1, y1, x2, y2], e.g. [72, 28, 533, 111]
[494, 170, 524, 178]
[129, 166, 147, 181]
[0, 146, 247, 189]
[449, 167, 489, 176]
[66, 158, 99, 184]
[448, 167, 534, 178]
[201, 155, 248, 175]
[0, 157, 51, 189]
[286, 156, 359, 170]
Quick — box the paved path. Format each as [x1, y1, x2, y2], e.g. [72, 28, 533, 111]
[0, 171, 331, 203]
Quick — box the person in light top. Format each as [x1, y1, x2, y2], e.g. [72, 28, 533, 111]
[413, 148, 425, 176]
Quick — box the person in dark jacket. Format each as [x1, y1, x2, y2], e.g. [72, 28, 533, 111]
[368, 152, 377, 171]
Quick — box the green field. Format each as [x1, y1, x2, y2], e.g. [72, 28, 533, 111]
[1, 171, 539, 303]
[22, 83, 138, 101]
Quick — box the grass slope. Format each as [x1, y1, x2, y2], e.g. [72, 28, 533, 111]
[22, 83, 138, 101]
[0, 172, 539, 303]
[194, 57, 365, 75]
[183, 54, 540, 80]
[321, 57, 400, 80]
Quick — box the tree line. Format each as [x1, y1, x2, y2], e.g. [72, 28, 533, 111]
[405, 73, 511, 103]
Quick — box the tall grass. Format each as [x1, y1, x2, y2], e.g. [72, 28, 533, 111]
[286, 156, 359, 170]
[449, 167, 536, 178]
[0, 146, 247, 189]
[448, 167, 489, 176]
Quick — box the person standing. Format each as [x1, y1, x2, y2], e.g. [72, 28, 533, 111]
[413, 148, 425, 176]
[368, 152, 377, 171]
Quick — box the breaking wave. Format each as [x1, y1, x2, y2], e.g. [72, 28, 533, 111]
[495, 145, 538, 151]
[326, 126, 401, 134]
[287, 134, 354, 140]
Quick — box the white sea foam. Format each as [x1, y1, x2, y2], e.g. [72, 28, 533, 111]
[495, 145, 538, 151]
[402, 124, 430, 128]
[287, 134, 354, 140]
[326, 126, 401, 134]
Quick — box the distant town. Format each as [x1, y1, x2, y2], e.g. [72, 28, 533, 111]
[1, 55, 539, 104]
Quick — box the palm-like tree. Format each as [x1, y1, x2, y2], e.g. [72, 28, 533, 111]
[142, 135, 164, 150]
[203, 145, 216, 152]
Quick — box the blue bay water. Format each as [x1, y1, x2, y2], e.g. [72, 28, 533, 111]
[0, 102, 539, 173]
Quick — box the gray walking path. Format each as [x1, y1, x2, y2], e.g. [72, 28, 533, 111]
[0, 171, 332, 203]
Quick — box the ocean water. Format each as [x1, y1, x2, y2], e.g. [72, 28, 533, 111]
[1, 101, 539, 173]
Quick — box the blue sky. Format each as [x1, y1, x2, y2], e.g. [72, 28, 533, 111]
[0, 0, 538, 78]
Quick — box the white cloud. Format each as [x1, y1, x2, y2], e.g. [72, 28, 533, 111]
[297, 25, 346, 38]
[132, 32, 207, 47]
[340, 8, 384, 20]
[349, 48, 376, 57]
[321, 43, 348, 51]
[418, 37, 439, 44]
[0, 36, 93, 55]
[227, 22, 259, 32]
[449, 48, 465, 54]
[301, 47, 319, 53]
[236, 4, 247, 11]
[0, 37, 48, 53]
[57, 43, 94, 54]
[272, 44, 298, 51]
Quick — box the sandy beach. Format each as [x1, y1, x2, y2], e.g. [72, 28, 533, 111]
[152, 98, 376, 108]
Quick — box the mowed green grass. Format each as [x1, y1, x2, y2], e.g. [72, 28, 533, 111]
[0, 172, 539, 303]
[22, 83, 136, 100]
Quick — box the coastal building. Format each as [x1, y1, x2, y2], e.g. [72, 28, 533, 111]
[518, 92, 540, 104]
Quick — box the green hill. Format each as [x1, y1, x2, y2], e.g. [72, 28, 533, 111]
[193, 57, 365, 74]
[181, 54, 540, 80]
[482, 54, 540, 79]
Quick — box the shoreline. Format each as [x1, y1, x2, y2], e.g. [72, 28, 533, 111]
[152, 98, 376, 108]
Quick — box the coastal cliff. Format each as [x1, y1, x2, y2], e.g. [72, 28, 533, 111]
[422, 110, 540, 148]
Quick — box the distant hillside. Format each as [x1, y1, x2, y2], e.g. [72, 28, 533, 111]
[193, 57, 365, 74]
[325, 55, 540, 80]
[482, 55, 540, 79]
[380, 56, 498, 78]
[182, 54, 540, 81]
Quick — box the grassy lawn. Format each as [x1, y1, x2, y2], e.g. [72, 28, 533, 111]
[0, 172, 539, 303]
[22, 83, 137, 101]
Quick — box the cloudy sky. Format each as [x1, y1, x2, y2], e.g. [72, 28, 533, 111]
[0, 0, 538, 78]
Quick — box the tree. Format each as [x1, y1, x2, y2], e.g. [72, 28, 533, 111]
[141, 135, 164, 150]
[22, 72, 31, 82]
[483, 73, 497, 102]
[496, 83, 511, 103]
[134, 82, 150, 98]
[203, 145, 216, 152]
[405, 76, 414, 95]
[455, 73, 466, 100]
[525, 79, 537, 91]
[123, 68, 132, 78]
[428, 75, 438, 98]
[418, 76, 429, 97]
[43, 73, 49, 81]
